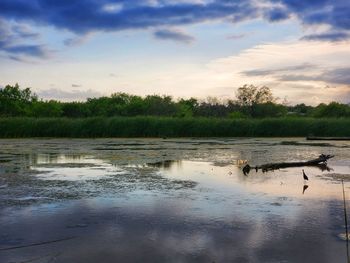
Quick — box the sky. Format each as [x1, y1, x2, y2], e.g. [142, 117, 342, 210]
[0, 0, 350, 105]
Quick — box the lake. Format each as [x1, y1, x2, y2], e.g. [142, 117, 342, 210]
[0, 138, 350, 263]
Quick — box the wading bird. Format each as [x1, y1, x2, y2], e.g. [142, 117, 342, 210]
[302, 169, 309, 181]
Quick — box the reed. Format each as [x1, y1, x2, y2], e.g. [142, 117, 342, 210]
[0, 117, 350, 138]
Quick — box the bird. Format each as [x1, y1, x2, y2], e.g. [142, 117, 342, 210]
[302, 169, 309, 181]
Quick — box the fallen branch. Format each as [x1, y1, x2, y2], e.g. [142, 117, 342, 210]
[242, 154, 334, 175]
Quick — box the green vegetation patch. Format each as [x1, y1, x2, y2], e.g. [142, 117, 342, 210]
[1, 117, 350, 138]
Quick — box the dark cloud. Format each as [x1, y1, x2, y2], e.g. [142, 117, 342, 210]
[242, 63, 350, 85]
[301, 31, 350, 42]
[264, 7, 290, 22]
[274, 0, 350, 38]
[4, 44, 48, 57]
[153, 28, 194, 43]
[278, 74, 318, 82]
[0, 19, 48, 60]
[72, 84, 82, 88]
[12, 24, 39, 39]
[0, 0, 348, 60]
[0, 0, 258, 34]
[322, 67, 350, 85]
[2, 54, 30, 63]
[243, 69, 275, 77]
[242, 63, 316, 77]
[0, 0, 348, 46]
[274, 68, 350, 85]
[64, 34, 92, 47]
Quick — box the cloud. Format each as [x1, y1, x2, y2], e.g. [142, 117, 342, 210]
[263, 7, 290, 22]
[0, 0, 258, 34]
[4, 44, 48, 57]
[0, 19, 49, 60]
[64, 33, 93, 47]
[321, 67, 350, 85]
[301, 31, 350, 42]
[242, 62, 350, 86]
[0, 0, 349, 43]
[242, 63, 317, 77]
[71, 84, 82, 87]
[226, 33, 247, 40]
[12, 24, 39, 39]
[274, 0, 350, 39]
[277, 74, 318, 82]
[153, 28, 195, 43]
[38, 88, 102, 101]
[204, 40, 350, 104]
[265, 68, 350, 85]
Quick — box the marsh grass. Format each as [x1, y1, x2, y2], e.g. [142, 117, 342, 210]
[0, 117, 350, 138]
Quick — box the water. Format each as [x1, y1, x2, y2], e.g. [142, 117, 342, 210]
[0, 138, 350, 262]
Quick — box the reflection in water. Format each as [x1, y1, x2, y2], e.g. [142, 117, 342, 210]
[147, 160, 181, 170]
[302, 184, 309, 194]
[1, 138, 350, 262]
[0, 199, 347, 263]
[319, 163, 333, 172]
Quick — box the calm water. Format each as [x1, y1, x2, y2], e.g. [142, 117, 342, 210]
[0, 138, 350, 262]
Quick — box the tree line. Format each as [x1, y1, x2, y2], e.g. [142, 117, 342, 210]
[0, 83, 349, 118]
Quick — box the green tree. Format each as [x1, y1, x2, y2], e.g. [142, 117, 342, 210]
[144, 95, 177, 116]
[289, 103, 313, 116]
[313, 102, 350, 118]
[251, 102, 287, 118]
[62, 102, 89, 117]
[30, 100, 63, 117]
[176, 98, 198, 117]
[0, 84, 37, 116]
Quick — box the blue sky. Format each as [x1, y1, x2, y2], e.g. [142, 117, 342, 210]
[0, 0, 350, 104]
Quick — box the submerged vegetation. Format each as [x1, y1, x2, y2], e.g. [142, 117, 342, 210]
[0, 84, 349, 137]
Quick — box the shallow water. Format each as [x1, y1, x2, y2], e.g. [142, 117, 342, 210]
[0, 138, 350, 262]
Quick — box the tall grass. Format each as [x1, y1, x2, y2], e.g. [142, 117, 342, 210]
[0, 117, 350, 138]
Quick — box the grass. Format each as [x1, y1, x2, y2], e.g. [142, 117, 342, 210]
[0, 117, 350, 138]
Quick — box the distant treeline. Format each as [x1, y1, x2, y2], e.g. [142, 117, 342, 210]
[1, 83, 350, 118]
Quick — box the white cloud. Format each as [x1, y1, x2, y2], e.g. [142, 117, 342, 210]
[204, 40, 350, 104]
[101, 3, 123, 13]
[38, 88, 102, 101]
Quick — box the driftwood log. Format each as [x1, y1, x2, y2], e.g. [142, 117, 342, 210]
[242, 154, 334, 175]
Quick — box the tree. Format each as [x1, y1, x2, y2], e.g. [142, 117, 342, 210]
[251, 102, 287, 118]
[143, 95, 177, 116]
[236, 84, 274, 106]
[30, 100, 63, 117]
[176, 98, 198, 118]
[289, 103, 313, 116]
[312, 102, 350, 118]
[0, 83, 37, 116]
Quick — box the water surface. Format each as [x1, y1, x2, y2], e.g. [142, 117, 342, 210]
[0, 138, 350, 262]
